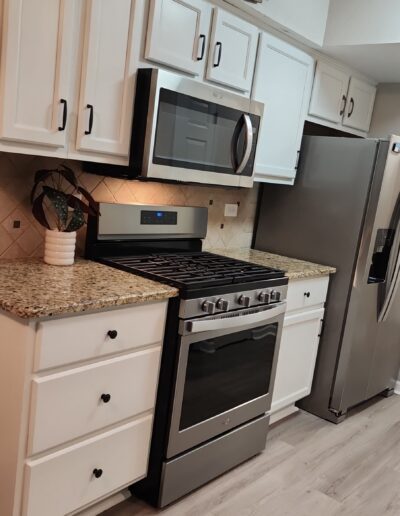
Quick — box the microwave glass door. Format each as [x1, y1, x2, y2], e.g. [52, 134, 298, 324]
[153, 88, 259, 177]
[179, 323, 278, 431]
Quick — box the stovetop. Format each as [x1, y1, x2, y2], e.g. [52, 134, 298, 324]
[101, 252, 285, 294]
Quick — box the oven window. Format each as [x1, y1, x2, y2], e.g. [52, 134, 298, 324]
[153, 88, 259, 176]
[179, 323, 277, 430]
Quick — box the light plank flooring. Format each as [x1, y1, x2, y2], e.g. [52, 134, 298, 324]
[103, 395, 400, 516]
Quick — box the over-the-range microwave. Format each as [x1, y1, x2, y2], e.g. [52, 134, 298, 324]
[85, 68, 264, 188]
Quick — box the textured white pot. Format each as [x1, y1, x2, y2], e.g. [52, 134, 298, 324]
[44, 230, 77, 266]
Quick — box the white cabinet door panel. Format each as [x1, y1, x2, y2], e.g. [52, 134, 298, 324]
[253, 33, 314, 185]
[76, 0, 136, 156]
[342, 77, 376, 132]
[271, 308, 324, 414]
[145, 0, 211, 76]
[206, 8, 258, 92]
[0, 0, 74, 147]
[308, 61, 349, 125]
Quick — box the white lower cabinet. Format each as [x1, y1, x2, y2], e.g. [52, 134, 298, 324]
[271, 276, 330, 422]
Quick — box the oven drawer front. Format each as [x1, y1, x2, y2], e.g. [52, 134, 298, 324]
[35, 301, 167, 371]
[23, 416, 153, 516]
[286, 276, 329, 313]
[29, 348, 161, 455]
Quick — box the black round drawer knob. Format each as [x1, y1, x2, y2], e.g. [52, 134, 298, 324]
[100, 393, 111, 403]
[93, 468, 103, 479]
[107, 330, 118, 339]
[304, 292, 311, 298]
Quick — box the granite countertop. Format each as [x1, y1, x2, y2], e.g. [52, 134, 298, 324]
[0, 259, 178, 319]
[210, 248, 336, 280]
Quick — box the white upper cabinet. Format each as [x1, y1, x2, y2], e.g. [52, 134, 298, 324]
[75, 0, 136, 157]
[205, 8, 258, 92]
[252, 33, 314, 185]
[145, 0, 212, 76]
[0, 0, 74, 148]
[342, 77, 376, 132]
[308, 61, 350, 125]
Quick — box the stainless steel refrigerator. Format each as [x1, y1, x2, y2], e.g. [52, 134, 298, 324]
[254, 135, 400, 423]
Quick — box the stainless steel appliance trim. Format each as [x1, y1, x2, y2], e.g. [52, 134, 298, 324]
[139, 68, 263, 187]
[159, 414, 269, 508]
[167, 306, 284, 458]
[184, 301, 286, 334]
[235, 114, 253, 175]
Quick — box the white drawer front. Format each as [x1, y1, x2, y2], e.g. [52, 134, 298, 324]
[286, 276, 329, 313]
[29, 348, 161, 455]
[23, 416, 152, 516]
[35, 301, 167, 371]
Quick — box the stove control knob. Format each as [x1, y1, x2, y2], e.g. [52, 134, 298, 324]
[270, 290, 281, 303]
[216, 298, 230, 311]
[202, 300, 216, 314]
[238, 295, 251, 308]
[258, 291, 271, 303]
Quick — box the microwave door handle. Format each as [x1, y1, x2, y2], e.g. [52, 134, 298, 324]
[235, 114, 253, 175]
[230, 114, 243, 172]
[186, 302, 286, 334]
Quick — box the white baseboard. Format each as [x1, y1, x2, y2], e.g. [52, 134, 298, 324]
[394, 381, 400, 395]
[270, 405, 299, 425]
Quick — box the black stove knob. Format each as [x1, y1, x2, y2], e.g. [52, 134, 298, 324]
[216, 298, 230, 311]
[270, 290, 281, 302]
[258, 291, 271, 303]
[202, 300, 216, 314]
[238, 295, 251, 308]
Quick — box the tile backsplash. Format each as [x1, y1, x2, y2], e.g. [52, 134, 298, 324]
[0, 153, 259, 259]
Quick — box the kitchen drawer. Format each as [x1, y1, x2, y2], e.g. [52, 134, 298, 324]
[29, 348, 161, 455]
[34, 301, 167, 371]
[286, 276, 329, 313]
[23, 416, 152, 516]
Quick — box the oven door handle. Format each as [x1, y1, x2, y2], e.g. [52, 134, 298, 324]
[185, 302, 286, 334]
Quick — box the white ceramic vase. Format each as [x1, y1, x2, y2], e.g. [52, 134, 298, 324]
[44, 229, 77, 266]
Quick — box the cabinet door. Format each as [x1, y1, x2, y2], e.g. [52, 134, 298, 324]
[145, 0, 211, 76]
[308, 61, 349, 125]
[76, 0, 136, 156]
[342, 77, 376, 132]
[271, 308, 324, 414]
[205, 8, 258, 93]
[252, 33, 314, 185]
[0, 0, 74, 147]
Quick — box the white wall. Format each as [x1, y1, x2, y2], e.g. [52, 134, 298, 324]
[225, 0, 330, 47]
[369, 84, 400, 138]
[325, 0, 400, 46]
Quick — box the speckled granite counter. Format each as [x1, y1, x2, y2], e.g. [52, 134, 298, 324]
[210, 248, 336, 280]
[0, 259, 178, 319]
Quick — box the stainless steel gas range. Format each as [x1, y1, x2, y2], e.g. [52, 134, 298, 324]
[85, 202, 288, 507]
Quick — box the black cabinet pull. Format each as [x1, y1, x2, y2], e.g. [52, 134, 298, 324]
[100, 393, 111, 403]
[213, 42, 222, 67]
[93, 468, 103, 479]
[304, 292, 311, 298]
[197, 34, 206, 61]
[58, 99, 67, 131]
[340, 94, 347, 116]
[85, 104, 94, 135]
[107, 330, 118, 339]
[348, 97, 355, 118]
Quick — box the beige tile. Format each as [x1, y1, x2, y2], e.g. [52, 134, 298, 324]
[17, 225, 42, 255]
[91, 181, 115, 203]
[2, 207, 30, 239]
[1, 241, 25, 259]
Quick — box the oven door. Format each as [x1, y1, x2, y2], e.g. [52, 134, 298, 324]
[166, 302, 286, 458]
[141, 69, 263, 188]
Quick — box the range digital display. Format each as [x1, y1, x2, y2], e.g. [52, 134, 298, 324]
[140, 210, 178, 225]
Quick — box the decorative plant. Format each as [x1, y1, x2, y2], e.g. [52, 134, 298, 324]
[30, 165, 99, 232]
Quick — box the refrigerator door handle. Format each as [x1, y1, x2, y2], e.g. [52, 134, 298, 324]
[378, 248, 400, 322]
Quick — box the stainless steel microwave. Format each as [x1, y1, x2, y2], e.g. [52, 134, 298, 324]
[86, 68, 264, 188]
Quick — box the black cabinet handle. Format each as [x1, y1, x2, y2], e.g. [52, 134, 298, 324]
[100, 393, 111, 403]
[85, 104, 94, 135]
[197, 34, 206, 61]
[340, 94, 347, 116]
[348, 98, 355, 118]
[107, 330, 118, 339]
[304, 292, 311, 298]
[213, 42, 222, 67]
[93, 468, 103, 479]
[58, 99, 67, 131]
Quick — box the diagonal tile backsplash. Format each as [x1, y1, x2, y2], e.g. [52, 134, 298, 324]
[0, 153, 259, 259]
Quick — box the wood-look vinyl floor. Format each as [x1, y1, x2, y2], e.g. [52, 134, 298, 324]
[102, 394, 400, 516]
